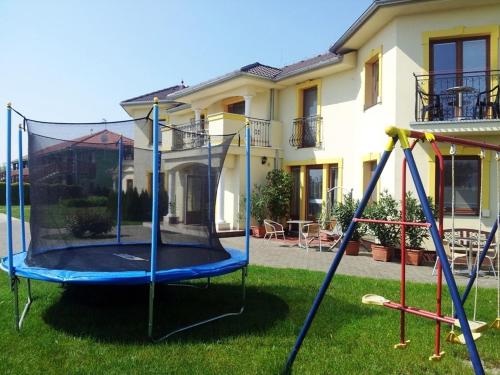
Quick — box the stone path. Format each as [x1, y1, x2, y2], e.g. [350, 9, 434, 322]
[220, 236, 498, 288]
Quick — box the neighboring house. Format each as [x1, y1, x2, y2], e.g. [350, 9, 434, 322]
[30, 129, 134, 193]
[121, 0, 500, 232]
[0, 157, 29, 183]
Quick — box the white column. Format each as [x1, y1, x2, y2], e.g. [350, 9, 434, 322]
[216, 170, 229, 231]
[166, 171, 176, 219]
[243, 95, 253, 117]
[194, 108, 201, 122]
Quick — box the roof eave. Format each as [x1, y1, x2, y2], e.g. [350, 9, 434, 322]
[329, 0, 422, 53]
[275, 55, 343, 81]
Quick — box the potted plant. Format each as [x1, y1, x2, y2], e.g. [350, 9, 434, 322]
[366, 190, 400, 262]
[167, 196, 178, 224]
[403, 192, 433, 266]
[332, 191, 366, 255]
[250, 184, 268, 237]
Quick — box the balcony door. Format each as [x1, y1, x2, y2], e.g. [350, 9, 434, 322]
[430, 37, 489, 118]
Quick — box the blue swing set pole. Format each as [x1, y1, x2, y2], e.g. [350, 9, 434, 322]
[285, 137, 397, 372]
[400, 138, 484, 374]
[6, 103, 14, 277]
[148, 98, 160, 338]
[460, 219, 498, 305]
[18, 124, 27, 253]
[245, 120, 251, 262]
[116, 136, 123, 243]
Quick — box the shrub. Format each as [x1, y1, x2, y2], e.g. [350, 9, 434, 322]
[66, 209, 113, 238]
[250, 184, 268, 226]
[62, 196, 108, 208]
[264, 169, 293, 222]
[404, 192, 437, 249]
[365, 190, 400, 247]
[332, 191, 366, 241]
[0, 183, 31, 205]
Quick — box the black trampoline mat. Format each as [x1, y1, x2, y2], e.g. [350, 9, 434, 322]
[26, 243, 231, 272]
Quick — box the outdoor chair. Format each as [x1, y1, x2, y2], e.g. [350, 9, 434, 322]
[432, 239, 469, 276]
[320, 219, 343, 251]
[301, 223, 322, 252]
[263, 219, 285, 241]
[417, 85, 443, 121]
[474, 85, 499, 119]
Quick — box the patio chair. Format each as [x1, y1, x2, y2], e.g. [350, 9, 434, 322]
[321, 219, 343, 251]
[301, 223, 322, 252]
[417, 85, 443, 121]
[263, 219, 285, 241]
[432, 238, 469, 276]
[474, 85, 499, 119]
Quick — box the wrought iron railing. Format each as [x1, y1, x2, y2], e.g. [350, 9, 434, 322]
[414, 70, 500, 122]
[289, 115, 322, 148]
[172, 120, 207, 150]
[248, 118, 271, 147]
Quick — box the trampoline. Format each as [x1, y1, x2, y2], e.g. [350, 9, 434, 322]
[2, 99, 251, 340]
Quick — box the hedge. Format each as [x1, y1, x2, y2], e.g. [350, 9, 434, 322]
[0, 183, 30, 206]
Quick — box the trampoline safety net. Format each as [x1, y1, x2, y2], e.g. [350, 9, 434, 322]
[25, 118, 235, 273]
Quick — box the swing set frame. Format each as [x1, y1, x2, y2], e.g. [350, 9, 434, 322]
[285, 126, 500, 375]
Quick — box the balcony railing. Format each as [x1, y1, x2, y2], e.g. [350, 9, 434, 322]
[248, 118, 271, 147]
[289, 115, 322, 148]
[172, 121, 207, 150]
[414, 70, 500, 122]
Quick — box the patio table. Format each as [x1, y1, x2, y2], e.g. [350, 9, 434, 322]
[287, 220, 313, 248]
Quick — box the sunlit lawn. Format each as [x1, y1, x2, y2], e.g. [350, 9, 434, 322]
[0, 266, 498, 374]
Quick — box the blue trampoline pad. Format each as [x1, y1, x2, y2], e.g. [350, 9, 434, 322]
[1, 245, 247, 285]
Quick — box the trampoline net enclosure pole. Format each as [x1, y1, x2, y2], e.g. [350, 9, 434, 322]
[245, 122, 250, 262]
[18, 125, 27, 253]
[6, 104, 14, 277]
[148, 98, 160, 337]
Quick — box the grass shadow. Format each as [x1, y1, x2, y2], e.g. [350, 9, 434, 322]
[43, 281, 289, 344]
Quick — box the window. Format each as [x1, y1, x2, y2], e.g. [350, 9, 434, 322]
[290, 167, 301, 219]
[126, 179, 133, 191]
[436, 156, 480, 215]
[227, 101, 245, 115]
[306, 166, 323, 221]
[365, 53, 381, 109]
[363, 160, 377, 203]
[302, 87, 318, 118]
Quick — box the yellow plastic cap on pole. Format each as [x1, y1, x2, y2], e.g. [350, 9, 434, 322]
[153, 97, 159, 104]
[385, 126, 411, 149]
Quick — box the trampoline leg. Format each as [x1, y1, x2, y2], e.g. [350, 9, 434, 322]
[151, 267, 247, 343]
[12, 278, 33, 331]
[148, 282, 155, 339]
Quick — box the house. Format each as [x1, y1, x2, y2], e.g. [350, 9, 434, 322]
[121, 0, 500, 232]
[0, 156, 29, 183]
[29, 129, 134, 193]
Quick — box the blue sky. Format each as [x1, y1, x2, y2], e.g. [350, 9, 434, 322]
[0, 0, 372, 163]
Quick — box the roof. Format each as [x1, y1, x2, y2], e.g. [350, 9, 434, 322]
[329, 0, 454, 53]
[37, 129, 134, 156]
[164, 52, 341, 100]
[121, 84, 187, 104]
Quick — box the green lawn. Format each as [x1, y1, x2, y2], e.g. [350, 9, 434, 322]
[0, 266, 498, 374]
[0, 205, 31, 222]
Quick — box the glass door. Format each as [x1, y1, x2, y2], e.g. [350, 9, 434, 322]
[290, 167, 301, 220]
[306, 166, 322, 221]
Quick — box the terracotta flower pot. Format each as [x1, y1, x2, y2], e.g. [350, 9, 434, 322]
[345, 240, 360, 256]
[251, 225, 266, 238]
[405, 248, 423, 266]
[371, 244, 394, 262]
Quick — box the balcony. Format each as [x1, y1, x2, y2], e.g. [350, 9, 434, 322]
[414, 71, 500, 124]
[289, 115, 322, 148]
[163, 113, 281, 151]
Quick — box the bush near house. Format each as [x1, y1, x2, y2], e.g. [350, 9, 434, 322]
[66, 209, 113, 238]
[107, 188, 169, 222]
